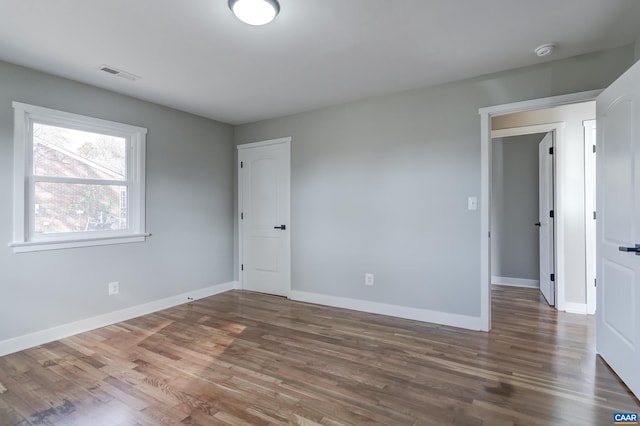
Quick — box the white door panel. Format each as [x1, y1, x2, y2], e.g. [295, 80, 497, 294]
[238, 139, 291, 297]
[602, 260, 635, 343]
[539, 133, 555, 306]
[597, 59, 640, 398]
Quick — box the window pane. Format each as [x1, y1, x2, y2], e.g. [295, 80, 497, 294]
[34, 182, 127, 234]
[33, 123, 126, 180]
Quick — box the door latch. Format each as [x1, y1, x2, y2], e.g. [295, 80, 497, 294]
[618, 244, 640, 255]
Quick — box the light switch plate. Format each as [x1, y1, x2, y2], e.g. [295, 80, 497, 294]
[468, 196, 478, 211]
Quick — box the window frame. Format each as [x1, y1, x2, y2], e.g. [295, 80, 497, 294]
[11, 102, 148, 253]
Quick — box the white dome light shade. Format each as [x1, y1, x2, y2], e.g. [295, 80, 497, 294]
[229, 0, 280, 26]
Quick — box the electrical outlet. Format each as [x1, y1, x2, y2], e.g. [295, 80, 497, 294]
[108, 281, 119, 296]
[365, 273, 374, 286]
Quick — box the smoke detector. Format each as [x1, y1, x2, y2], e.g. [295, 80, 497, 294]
[534, 43, 557, 57]
[99, 65, 140, 81]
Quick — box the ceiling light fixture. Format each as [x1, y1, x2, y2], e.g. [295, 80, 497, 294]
[228, 0, 280, 26]
[534, 43, 557, 57]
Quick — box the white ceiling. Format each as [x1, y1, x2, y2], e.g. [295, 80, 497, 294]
[0, 0, 639, 125]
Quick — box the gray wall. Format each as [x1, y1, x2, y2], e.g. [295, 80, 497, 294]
[0, 61, 234, 341]
[234, 45, 635, 318]
[491, 134, 544, 281]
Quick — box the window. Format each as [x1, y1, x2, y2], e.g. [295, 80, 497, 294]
[11, 102, 148, 252]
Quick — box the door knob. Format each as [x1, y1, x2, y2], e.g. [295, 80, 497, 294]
[274, 225, 286, 230]
[618, 244, 640, 255]
[535, 222, 541, 227]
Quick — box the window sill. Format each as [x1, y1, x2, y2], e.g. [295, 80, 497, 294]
[9, 233, 151, 253]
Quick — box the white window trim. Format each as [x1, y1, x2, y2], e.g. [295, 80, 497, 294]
[10, 102, 149, 253]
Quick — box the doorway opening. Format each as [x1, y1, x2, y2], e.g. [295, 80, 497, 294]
[491, 131, 556, 305]
[479, 91, 600, 331]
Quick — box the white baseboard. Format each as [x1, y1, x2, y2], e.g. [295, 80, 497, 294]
[289, 290, 483, 331]
[563, 302, 588, 314]
[0, 281, 239, 357]
[492, 276, 540, 288]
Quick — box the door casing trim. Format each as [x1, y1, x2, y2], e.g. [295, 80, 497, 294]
[479, 90, 602, 331]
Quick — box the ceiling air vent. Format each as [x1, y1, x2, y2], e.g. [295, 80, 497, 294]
[99, 65, 140, 81]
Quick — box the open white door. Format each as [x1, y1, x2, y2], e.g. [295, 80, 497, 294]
[238, 138, 291, 297]
[584, 120, 597, 315]
[538, 132, 555, 306]
[596, 60, 640, 398]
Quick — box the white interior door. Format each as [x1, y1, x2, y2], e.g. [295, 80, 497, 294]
[238, 138, 291, 297]
[596, 60, 640, 398]
[538, 132, 555, 306]
[584, 120, 597, 315]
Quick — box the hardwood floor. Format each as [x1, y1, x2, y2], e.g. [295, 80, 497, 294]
[0, 286, 638, 425]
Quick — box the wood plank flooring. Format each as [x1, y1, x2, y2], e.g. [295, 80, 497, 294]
[0, 286, 638, 425]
